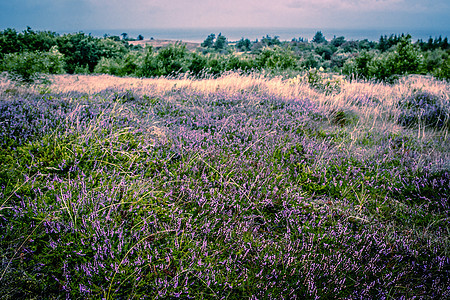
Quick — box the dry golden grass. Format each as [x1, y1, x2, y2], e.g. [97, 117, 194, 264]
[1, 72, 448, 150]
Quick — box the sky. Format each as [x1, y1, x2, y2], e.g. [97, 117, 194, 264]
[1, 0, 449, 32]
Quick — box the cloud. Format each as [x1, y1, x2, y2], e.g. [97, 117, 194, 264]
[1, 0, 449, 32]
[286, 0, 406, 11]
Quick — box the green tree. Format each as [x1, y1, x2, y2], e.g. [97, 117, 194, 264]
[331, 36, 346, 47]
[236, 38, 251, 52]
[261, 35, 281, 46]
[20, 27, 59, 52]
[312, 31, 327, 44]
[213, 33, 227, 51]
[201, 34, 215, 48]
[0, 28, 24, 55]
[394, 35, 422, 74]
[57, 33, 101, 73]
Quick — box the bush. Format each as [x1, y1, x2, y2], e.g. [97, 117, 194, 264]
[315, 45, 334, 60]
[433, 55, 450, 80]
[307, 68, 342, 95]
[57, 33, 101, 73]
[369, 37, 422, 82]
[1, 46, 65, 82]
[256, 46, 297, 70]
[342, 51, 376, 79]
[206, 56, 226, 75]
[368, 51, 398, 82]
[398, 91, 450, 130]
[343, 37, 423, 82]
[93, 57, 122, 75]
[236, 38, 252, 52]
[301, 53, 321, 69]
[118, 52, 142, 76]
[139, 44, 188, 77]
[394, 36, 422, 75]
[225, 55, 255, 72]
[187, 52, 208, 76]
[421, 49, 446, 74]
[94, 52, 142, 76]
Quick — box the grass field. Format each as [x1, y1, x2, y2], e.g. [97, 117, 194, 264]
[0, 72, 449, 299]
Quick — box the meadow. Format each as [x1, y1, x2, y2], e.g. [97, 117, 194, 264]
[0, 72, 449, 299]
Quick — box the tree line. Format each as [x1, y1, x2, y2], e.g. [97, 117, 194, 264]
[1, 27, 449, 83]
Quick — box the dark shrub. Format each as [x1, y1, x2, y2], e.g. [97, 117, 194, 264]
[398, 92, 449, 130]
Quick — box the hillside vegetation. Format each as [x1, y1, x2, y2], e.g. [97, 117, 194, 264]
[0, 28, 449, 83]
[0, 72, 449, 298]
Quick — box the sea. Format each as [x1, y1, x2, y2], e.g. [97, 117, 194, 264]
[77, 27, 450, 43]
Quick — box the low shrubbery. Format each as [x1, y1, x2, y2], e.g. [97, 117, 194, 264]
[1, 46, 65, 82]
[398, 91, 450, 130]
[2, 28, 449, 84]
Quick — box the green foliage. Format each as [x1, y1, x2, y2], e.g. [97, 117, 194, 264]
[312, 31, 327, 44]
[342, 51, 374, 79]
[261, 35, 281, 46]
[0, 27, 59, 56]
[93, 57, 122, 75]
[56, 32, 129, 74]
[201, 33, 216, 48]
[301, 53, 321, 69]
[225, 54, 255, 72]
[367, 51, 398, 82]
[315, 45, 335, 60]
[213, 33, 228, 51]
[433, 55, 450, 80]
[307, 68, 342, 95]
[377, 34, 402, 52]
[139, 44, 188, 77]
[206, 55, 226, 75]
[394, 36, 422, 74]
[255, 46, 297, 70]
[97, 38, 129, 58]
[187, 52, 208, 76]
[201, 33, 228, 52]
[0, 28, 23, 55]
[369, 36, 422, 82]
[330, 52, 350, 69]
[343, 37, 423, 82]
[331, 36, 346, 47]
[236, 38, 252, 52]
[57, 33, 100, 73]
[1, 27, 449, 83]
[1, 46, 65, 82]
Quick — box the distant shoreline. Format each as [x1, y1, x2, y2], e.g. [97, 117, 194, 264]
[57, 27, 450, 43]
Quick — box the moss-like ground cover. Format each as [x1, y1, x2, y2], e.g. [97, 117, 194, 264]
[0, 73, 449, 299]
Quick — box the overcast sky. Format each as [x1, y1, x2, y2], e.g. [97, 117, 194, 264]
[1, 0, 449, 32]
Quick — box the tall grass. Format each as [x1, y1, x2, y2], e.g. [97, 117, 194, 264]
[0, 72, 449, 299]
